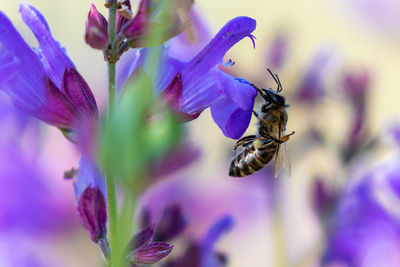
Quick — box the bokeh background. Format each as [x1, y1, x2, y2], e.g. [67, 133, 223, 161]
[1, 0, 400, 266]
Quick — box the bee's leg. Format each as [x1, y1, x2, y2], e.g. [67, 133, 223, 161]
[234, 135, 257, 150]
[280, 131, 295, 142]
[260, 131, 295, 144]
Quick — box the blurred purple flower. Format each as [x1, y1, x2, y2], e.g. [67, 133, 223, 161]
[149, 142, 201, 179]
[0, 144, 74, 235]
[323, 145, 400, 266]
[155, 204, 187, 242]
[121, 0, 194, 48]
[73, 154, 107, 244]
[311, 176, 339, 228]
[295, 49, 335, 104]
[267, 33, 289, 70]
[119, 16, 258, 139]
[163, 215, 233, 267]
[341, 69, 371, 162]
[335, 0, 400, 39]
[0, 3, 98, 142]
[167, 9, 212, 62]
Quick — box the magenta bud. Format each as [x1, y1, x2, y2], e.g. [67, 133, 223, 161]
[127, 225, 155, 251]
[85, 4, 109, 50]
[130, 242, 174, 264]
[121, 0, 148, 40]
[77, 186, 107, 243]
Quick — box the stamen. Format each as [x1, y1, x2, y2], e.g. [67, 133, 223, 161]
[247, 34, 256, 49]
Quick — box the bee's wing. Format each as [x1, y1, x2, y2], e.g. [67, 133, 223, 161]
[273, 130, 292, 178]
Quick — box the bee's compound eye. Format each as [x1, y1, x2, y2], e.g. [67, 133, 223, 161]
[273, 94, 286, 106]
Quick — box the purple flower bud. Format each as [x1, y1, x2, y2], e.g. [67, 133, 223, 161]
[295, 48, 335, 104]
[85, 4, 109, 50]
[127, 225, 155, 251]
[130, 242, 174, 264]
[121, 0, 148, 40]
[155, 205, 186, 241]
[77, 186, 107, 243]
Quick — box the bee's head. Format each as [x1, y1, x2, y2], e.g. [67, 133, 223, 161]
[262, 89, 288, 107]
[259, 69, 289, 107]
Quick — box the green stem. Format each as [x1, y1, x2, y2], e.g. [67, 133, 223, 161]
[106, 1, 118, 266]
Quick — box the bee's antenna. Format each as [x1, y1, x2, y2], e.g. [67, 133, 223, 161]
[267, 68, 283, 93]
[275, 74, 282, 93]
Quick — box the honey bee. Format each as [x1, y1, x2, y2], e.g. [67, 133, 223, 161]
[229, 69, 295, 177]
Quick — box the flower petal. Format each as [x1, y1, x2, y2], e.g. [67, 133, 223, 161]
[210, 96, 255, 139]
[181, 16, 256, 99]
[217, 71, 257, 110]
[19, 3, 74, 87]
[73, 154, 106, 199]
[131, 242, 174, 264]
[62, 67, 98, 120]
[180, 69, 222, 114]
[0, 11, 47, 110]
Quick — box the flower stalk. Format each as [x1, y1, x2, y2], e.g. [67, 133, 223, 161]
[106, 1, 118, 266]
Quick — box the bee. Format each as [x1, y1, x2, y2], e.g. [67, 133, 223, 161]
[229, 69, 295, 178]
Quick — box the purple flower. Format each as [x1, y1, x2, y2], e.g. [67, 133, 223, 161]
[341, 69, 371, 162]
[74, 154, 107, 243]
[85, 3, 109, 50]
[266, 33, 289, 70]
[120, 16, 257, 139]
[0, 3, 98, 142]
[323, 147, 400, 266]
[164, 215, 233, 267]
[155, 204, 187, 241]
[333, 0, 400, 38]
[295, 48, 336, 104]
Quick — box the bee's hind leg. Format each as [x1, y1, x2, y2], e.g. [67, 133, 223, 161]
[233, 135, 256, 150]
[260, 131, 295, 144]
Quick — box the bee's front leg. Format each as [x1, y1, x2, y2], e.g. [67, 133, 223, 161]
[233, 135, 256, 150]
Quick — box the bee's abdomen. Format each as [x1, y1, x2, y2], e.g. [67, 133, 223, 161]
[229, 144, 277, 177]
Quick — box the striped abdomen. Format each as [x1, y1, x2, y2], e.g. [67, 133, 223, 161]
[229, 142, 278, 177]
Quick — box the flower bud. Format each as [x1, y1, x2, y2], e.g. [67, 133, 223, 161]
[130, 242, 174, 264]
[127, 225, 154, 251]
[85, 4, 109, 50]
[77, 186, 107, 243]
